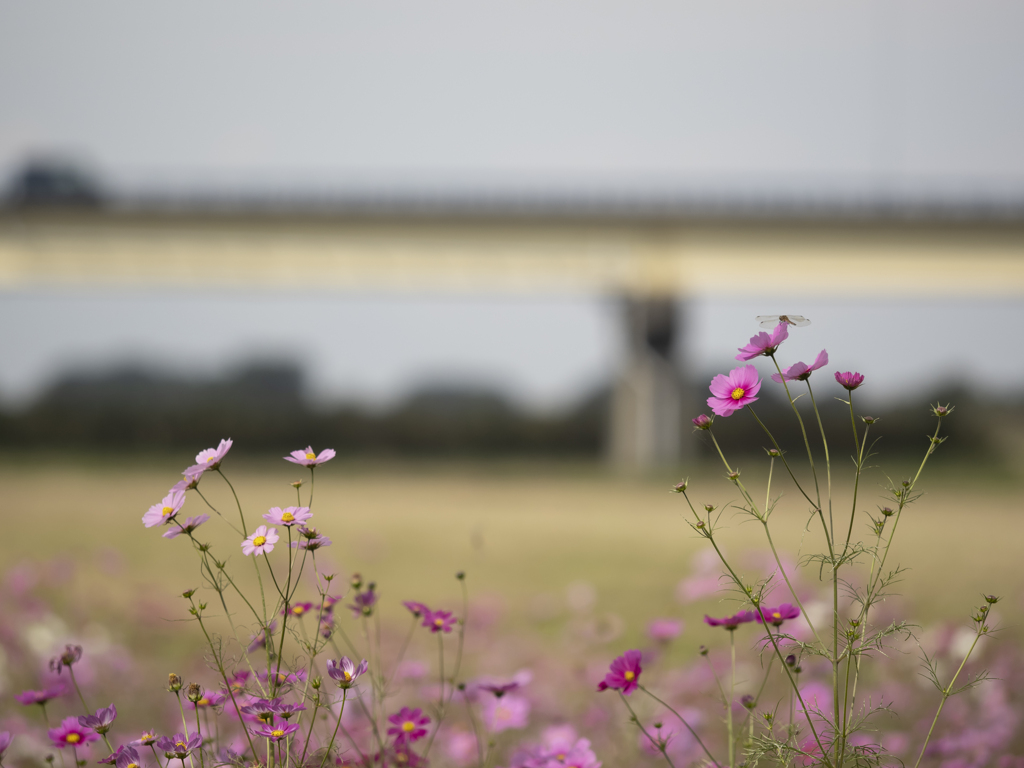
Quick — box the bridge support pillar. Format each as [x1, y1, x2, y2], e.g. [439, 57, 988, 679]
[608, 296, 690, 471]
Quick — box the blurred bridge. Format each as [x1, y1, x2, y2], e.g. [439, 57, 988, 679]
[3, 180, 1024, 468]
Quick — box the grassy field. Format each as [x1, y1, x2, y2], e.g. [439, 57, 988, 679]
[6, 452, 1022, 646]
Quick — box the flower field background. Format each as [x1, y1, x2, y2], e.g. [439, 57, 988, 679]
[2, 453, 1022, 764]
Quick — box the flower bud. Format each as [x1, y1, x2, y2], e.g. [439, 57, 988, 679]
[879, 506, 894, 517]
[727, 470, 740, 480]
[367, 582, 377, 592]
[671, 478, 689, 494]
[765, 448, 782, 458]
[350, 573, 363, 590]
[692, 414, 713, 430]
[699, 645, 708, 656]
[312, 676, 321, 690]
[704, 504, 716, 513]
[186, 683, 203, 703]
[168, 673, 183, 692]
[861, 416, 878, 425]
[985, 595, 1001, 604]
[785, 654, 796, 667]
[741, 694, 756, 710]
[931, 403, 954, 417]
[455, 571, 465, 581]
[290, 480, 304, 488]
[182, 589, 196, 599]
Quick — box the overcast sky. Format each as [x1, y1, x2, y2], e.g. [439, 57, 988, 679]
[1, 2, 1022, 409]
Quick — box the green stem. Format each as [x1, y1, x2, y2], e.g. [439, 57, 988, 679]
[318, 689, 347, 768]
[640, 686, 722, 767]
[913, 631, 983, 768]
[619, 692, 676, 768]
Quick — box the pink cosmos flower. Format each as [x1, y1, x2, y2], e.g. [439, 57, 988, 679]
[755, 604, 801, 627]
[142, 490, 186, 528]
[424, 609, 457, 633]
[241, 526, 279, 556]
[0, 732, 11, 762]
[190, 690, 227, 708]
[170, 468, 204, 493]
[78, 704, 116, 734]
[647, 618, 683, 642]
[388, 707, 430, 744]
[284, 446, 336, 467]
[162, 515, 210, 539]
[15, 684, 66, 706]
[252, 722, 300, 742]
[736, 323, 789, 361]
[771, 350, 829, 383]
[290, 528, 332, 551]
[191, 438, 233, 471]
[263, 506, 312, 527]
[704, 611, 756, 630]
[707, 365, 761, 417]
[477, 680, 520, 698]
[132, 731, 159, 747]
[482, 693, 530, 733]
[283, 602, 315, 618]
[326, 657, 368, 688]
[49, 716, 100, 749]
[156, 733, 202, 760]
[835, 371, 865, 391]
[403, 601, 430, 618]
[597, 649, 642, 695]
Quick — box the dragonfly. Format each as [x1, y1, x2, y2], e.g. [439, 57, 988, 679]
[757, 315, 811, 329]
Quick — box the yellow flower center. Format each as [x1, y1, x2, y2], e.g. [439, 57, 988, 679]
[281, 511, 294, 522]
[624, 670, 635, 681]
[402, 721, 416, 732]
[162, 506, 174, 516]
[253, 536, 267, 546]
[272, 730, 285, 739]
[206, 456, 215, 463]
[293, 605, 305, 614]
[434, 618, 444, 627]
[198, 697, 209, 705]
[556, 755, 566, 761]
[344, 671, 352, 681]
[305, 452, 316, 460]
[731, 387, 746, 400]
[772, 611, 781, 619]
[175, 742, 186, 750]
[66, 734, 81, 744]
[127, 763, 139, 768]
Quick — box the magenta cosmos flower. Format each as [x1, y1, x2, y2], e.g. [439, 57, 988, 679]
[241, 526, 279, 556]
[163, 514, 210, 539]
[707, 365, 761, 417]
[142, 490, 186, 528]
[704, 610, 756, 630]
[756, 604, 801, 627]
[15, 683, 65, 705]
[252, 722, 300, 742]
[263, 506, 312, 527]
[772, 350, 829, 383]
[388, 707, 430, 744]
[283, 602, 315, 618]
[424, 609, 457, 633]
[192, 438, 233, 471]
[597, 649, 642, 695]
[0, 733, 11, 762]
[326, 657, 368, 688]
[835, 371, 865, 391]
[284, 446, 336, 467]
[736, 323, 789, 361]
[49, 716, 100, 749]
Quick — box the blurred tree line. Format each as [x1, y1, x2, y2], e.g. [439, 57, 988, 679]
[0, 362, 1008, 463]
